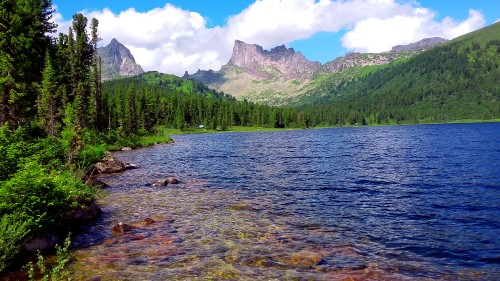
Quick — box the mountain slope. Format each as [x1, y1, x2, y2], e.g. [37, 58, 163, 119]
[302, 22, 500, 125]
[391, 37, 448, 52]
[97, 38, 144, 80]
[139, 71, 233, 100]
[185, 38, 444, 106]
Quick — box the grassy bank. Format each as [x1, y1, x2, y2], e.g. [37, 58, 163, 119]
[160, 118, 500, 137]
[159, 125, 305, 136]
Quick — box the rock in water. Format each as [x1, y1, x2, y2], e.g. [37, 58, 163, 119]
[166, 177, 179, 184]
[142, 218, 156, 226]
[112, 222, 135, 235]
[125, 163, 139, 169]
[95, 152, 126, 174]
[152, 179, 168, 187]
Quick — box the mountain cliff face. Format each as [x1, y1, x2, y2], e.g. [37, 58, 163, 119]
[185, 38, 444, 106]
[97, 38, 144, 80]
[227, 40, 321, 81]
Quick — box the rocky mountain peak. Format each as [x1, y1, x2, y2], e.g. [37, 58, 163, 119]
[227, 40, 320, 81]
[97, 38, 144, 80]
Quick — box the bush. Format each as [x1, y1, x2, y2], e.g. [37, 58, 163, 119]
[0, 161, 95, 235]
[0, 214, 30, 272]
[75, 144, 106, 171]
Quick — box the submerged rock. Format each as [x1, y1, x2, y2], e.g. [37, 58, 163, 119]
[142, 218, 156, 226]
[112, 222, 135, 235]
[152, 179, 168, 187]
[125, 163, 140, 169]
[166, 177, 179, 184]
[151, 177, 179, 186]
[289, 249, 326, 267]
[95, 152, 126, 174]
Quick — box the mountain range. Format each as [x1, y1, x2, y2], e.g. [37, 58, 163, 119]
[184, 37, 447, 105]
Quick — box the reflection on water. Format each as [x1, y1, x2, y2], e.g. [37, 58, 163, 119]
[70, 123, 500, 280]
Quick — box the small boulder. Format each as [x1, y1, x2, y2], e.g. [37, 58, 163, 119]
[95, 152, 126, 174]
[142, 218, 156, 226]
[25, 234, 58, 251]
[66, 201, 102, 221]
[112, 222, 135, 235]
[152, 179, 168, 187]
[121, 147, 132, 151]
[125, 163, 140, 169]
[166, 177, 179, 184]
[84, 176, 107, 188]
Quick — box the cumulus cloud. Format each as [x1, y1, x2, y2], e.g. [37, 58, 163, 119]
[53, 0, 487, 76]
[342, 8, 486, 52]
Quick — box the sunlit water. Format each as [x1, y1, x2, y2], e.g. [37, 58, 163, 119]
[69, 123, 499, 280]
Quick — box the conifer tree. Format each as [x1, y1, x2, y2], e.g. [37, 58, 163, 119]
[0, 0, 56, 128]
[90, 18, 102, 130]
[38, 52, 59, 136]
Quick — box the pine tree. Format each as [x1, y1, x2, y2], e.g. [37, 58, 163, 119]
[38, 52, 59, 136]
[71, 13, 92, 128]
[0, 0, 56, 128]
[90, 18, 102, 130]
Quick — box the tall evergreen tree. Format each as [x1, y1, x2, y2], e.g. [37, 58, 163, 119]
[0, 0, 56, 128]
[38, 52, 59, 136]
[90, 18, 102, 130]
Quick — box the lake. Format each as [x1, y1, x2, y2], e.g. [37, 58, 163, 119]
[70, 123, 500, 280]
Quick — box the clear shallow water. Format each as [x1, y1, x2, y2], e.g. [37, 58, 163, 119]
[71, 123, 500, 280]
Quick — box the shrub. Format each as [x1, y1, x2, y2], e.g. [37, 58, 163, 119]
[0, 214, 30, 272]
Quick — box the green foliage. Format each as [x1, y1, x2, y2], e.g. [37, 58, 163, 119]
[1, 162, 69, 232]
[0, 214, 30, 272]
[0, 160, 94, 271]
[0, 0, 56, 129]
[26, 234, 72, 281]
[0, 125, 64, 181]
[141, 71, 233, 100]
[75, 144, 106, 170]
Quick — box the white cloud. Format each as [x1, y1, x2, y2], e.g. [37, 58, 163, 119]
[341, 8, 486, 53]
[53, 0, 487, 76]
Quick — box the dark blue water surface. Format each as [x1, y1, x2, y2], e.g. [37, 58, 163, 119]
[75, 123, 500, 280]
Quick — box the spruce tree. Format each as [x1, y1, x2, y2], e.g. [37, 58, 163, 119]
[38, 52, 59, 136]
[0, 0, 56, 128]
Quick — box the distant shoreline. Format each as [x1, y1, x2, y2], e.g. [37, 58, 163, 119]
[160, 118, 500, 136]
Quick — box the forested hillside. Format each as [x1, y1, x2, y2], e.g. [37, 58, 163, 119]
[102, 75, 310, 132]
[302, 23, 500, 125]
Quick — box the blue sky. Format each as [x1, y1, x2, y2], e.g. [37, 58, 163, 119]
[52, 0, 499, 75]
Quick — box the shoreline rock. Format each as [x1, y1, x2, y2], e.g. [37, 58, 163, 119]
[95, 152, 126, 174]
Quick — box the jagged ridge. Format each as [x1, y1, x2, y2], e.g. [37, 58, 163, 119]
[185, 38, 445, 106]
[97, 38, 144, 80]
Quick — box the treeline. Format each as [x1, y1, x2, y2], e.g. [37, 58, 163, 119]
[301, 36, 500, 125]
[102, 76, 310, 133]
[0, 0, 101, 272]
[142, 71, 235, 100]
